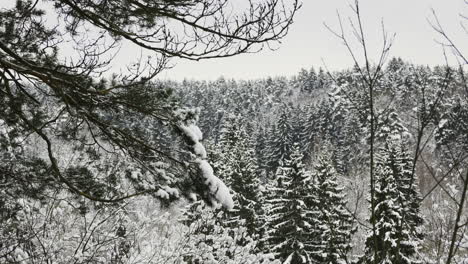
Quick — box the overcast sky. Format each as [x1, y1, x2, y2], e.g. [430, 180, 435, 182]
[160, 0, 467, 80]
[1, 0, 466, 80]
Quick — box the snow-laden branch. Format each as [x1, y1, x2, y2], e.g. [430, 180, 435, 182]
[174, 107, 234, 209]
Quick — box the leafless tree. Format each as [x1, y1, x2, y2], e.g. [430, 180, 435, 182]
[325, 0, 394, 260]
[428, 2, 468, 263]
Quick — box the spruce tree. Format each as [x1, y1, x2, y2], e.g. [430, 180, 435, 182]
[297, 104, 318, 162]
[311, 156, 355, 264]
[266, 107, 294, 173]
[255, 126, 269, 179]
[212, 113, 243, 183]
[213, 114, 264, 238]
[180, 201, 274, 264]
[392, 142, 424, 259]
[264, 144, 317, 263]
[359, 141, 423, 264]
[228, 141, 263, 237]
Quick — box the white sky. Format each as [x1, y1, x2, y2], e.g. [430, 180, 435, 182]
[160, 0, 467, 80]
[1, 0, 467, 80]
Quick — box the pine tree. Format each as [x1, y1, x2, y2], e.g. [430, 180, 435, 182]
[264, 144, 317, 263]
[375, 109, 409, 144]
[311, 156, 355, 264]
[316, 68, 327, 90]
[228, 140, 263, 237]
[359, 141, 423, 264]
[291, 105, 308, 149]
[212, 113, 244, 183]
[296, 67, 318, 93]
[392, 143, 424, 258]
[255, 126, 269, 179]
[297, 104, 318, 162]
[266, 107, 294, 173]
[213, 114, 264, 239]
[180, 201, 276, 264]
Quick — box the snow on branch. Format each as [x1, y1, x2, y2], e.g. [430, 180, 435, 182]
[174, 107, 234, 209]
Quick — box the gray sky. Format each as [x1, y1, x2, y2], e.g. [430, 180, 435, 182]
[160, 0, 467, 80]
[1, 0, 466, 80]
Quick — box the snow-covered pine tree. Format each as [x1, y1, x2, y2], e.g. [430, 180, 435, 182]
[212, 113, 244, 183]
[217, 114, 242, 149]
[180, 200, 279, 264]
[297, 104, 318, 162]
[375, 109, 409, 144]
[212, 114, 264, 239]
[316, 68, 327, 90]
[359, 141, 423, 264]
[255, 125, 270, 179]
[266, 107, 294, 174]
[311, 156, 355, 264]
[291, 105, 307, 145]
[227, 137, 264, 238]
[328, 100, 349, 175]
[315, 100, 334, 142]
[360, 153, 402, 264]
[392, 142, 424, 259]
[264, 143, 318, 263]
[295, 67, 319, 93]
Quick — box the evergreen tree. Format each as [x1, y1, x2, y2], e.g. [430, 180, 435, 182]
[212, 113, 244, 182]
[315, 100, 334, 141]
[264, 144, 318, 263]
[298, 104, 319, 162]
[436, 97, 468, 154]
[311, 156, 355, 264]
[316, 68, 327, 90]
[255, 125, 270, 179]
[359, 141, 423, 264]
[212, 114, 264, 239]
[180, 201, 276, 264]
[266, 107, 294, 173]
[228, 139, 263, 237]
[291, 105, 308, 148]
[375, 109, 409, 144]
[296, 67, 318, 93]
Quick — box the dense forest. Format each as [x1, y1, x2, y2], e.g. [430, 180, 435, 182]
[3, 58, 468, 263]
[171, 60, 467, 263]
[1, 0, 468, 263]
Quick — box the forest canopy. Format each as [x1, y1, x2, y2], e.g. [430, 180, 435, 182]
[2, 0, 468, 263]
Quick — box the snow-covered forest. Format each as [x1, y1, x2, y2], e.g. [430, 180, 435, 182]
[1, 0, 468, 263]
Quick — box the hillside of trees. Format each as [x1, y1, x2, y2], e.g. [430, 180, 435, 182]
[3, 57, 468, 263]
[2, 0, 468, 263]
[170, 59, 467, 263]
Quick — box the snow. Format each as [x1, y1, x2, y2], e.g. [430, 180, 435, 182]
[130, 170, 141, 180]
[188, 192, 197, 201]
[163, 186, 180, 197]
[175, 108, 234, 209]
[193, 142, 207, 158]
[179, 123, 204, 143]
[197, 159, 234, 210]
[153, 161, 169, 168]
[156, 189, 170, 199]
[155, 186, 180, 199]
[176, 113, 206, 158]
[439, 118, 448, 128]
[283, 253, 294, 264]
